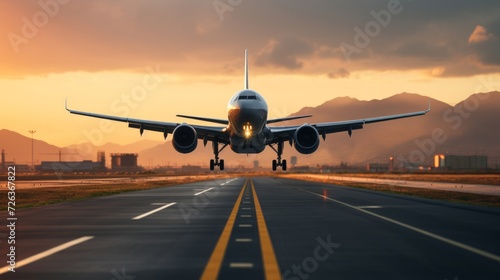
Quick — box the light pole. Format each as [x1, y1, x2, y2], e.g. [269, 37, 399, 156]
[29, 130, 36, 171]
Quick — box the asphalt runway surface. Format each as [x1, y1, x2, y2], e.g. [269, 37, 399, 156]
[1, 177, 499, 279]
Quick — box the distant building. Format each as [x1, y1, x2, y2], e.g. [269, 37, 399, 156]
[367, 163, 389, 172]
[39, 160, 104, 173]
[38, 151, 107, 173]
[111, 153, 141, 172]
[97, 151, 106, 168]
[1, 149, 5, 171]
[434, 154, 488, 170]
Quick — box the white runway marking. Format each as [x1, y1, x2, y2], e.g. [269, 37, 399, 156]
[235, 238, 253, 242]
[240, 215, 252, 218]
[132, 202, 177, 220]
[0, 236, 94, 275]
[221, 178, 238, 186]
[302, 189, 500, 263]
[238, 224, 253, 227]
[194, 187, 215, 196]
[230, 262, 254, 268]
[358, 206, 383, 209]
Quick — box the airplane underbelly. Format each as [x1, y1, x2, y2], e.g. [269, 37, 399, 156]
[230, 135, 266, 154]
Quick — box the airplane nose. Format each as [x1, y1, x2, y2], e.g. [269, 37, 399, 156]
[228, 102, 266, 137]
[232, 107, 259, 123]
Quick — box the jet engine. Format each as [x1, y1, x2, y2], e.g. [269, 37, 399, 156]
[294, 124, 320, 154]
[172, 124, 198, 153]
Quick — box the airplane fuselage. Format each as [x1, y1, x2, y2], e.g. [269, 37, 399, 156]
[227, 89, 269, 154]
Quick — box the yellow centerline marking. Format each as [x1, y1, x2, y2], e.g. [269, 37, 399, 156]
[251, 179, 282, 280]
[201, 178, 282, 279]
[200, 179, 248, 280]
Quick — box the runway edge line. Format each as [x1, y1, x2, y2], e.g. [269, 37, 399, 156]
[300, 188, 500, 263]
[0, 236, 94, 274]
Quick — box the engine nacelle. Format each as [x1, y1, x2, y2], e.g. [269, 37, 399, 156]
[294, 124, 320, 154]
[172, 124, 198, 153]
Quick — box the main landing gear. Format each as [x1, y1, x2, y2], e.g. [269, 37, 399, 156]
[269, 141, 287, 171]
[210, 140, 227, 171]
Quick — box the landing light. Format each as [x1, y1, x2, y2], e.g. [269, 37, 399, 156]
[243, 123, 253, 138]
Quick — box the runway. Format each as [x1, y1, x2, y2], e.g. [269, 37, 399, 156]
[1, 177, 500, 279]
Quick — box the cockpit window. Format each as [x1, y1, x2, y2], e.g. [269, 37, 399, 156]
[238, 94, 259, 100]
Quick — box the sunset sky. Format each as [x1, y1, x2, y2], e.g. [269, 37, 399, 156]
[1, 0, 499, 147]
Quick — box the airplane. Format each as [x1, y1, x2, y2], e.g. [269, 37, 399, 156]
[66, 49, 430, 171]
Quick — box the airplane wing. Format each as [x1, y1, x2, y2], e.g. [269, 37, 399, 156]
[268, 105, 430, 144]
[66, 105, 229, 143]
[176, 114, 229, 125]
[267, 115, 312, 124]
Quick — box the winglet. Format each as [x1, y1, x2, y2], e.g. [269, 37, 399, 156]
[65, 98, 69, 111]
[426, 100, 431, 113]
[244, 49, 249, 89]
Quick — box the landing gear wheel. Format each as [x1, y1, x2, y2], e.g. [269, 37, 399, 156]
[270, 141, 286, 171]
[210, 139, 228, 171]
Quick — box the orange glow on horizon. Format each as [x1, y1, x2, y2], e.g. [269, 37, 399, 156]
[1, 70, 498, 147]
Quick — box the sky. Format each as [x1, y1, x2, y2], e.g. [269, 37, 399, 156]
[1, 0, 500, 147]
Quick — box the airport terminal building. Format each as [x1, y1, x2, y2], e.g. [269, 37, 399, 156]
[434, 154, 488, 170]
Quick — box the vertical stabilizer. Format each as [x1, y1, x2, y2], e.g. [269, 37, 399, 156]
[244, 49, 249, 89]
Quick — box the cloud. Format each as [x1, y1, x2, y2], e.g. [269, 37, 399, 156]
[468, 21, 500, 66]
[254, 37, 313, 70]
[327, 68, 350, 79]
[430, 67, 445, 77]
[468, 25, 493, 44]
[1, 0, 500, 77]
[392, 42, 451, 60]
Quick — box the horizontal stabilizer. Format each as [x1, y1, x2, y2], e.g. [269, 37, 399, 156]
[176, 114, 229, 125]
[267, 115, 312, 124]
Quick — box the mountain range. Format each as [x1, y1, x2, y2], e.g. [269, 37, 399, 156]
[1, 92, 499, 169]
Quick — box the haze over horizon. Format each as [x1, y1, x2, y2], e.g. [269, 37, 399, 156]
[1, 0, 499, 147]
